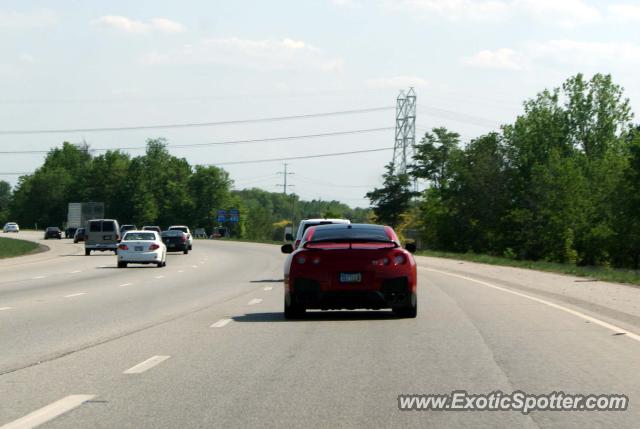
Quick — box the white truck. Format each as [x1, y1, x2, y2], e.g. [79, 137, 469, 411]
[66, 202, 105, 237]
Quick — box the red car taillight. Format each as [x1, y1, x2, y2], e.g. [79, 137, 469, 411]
[372, 257, 390, 266]
[149, 244, 160, 251]
[180, 236, 186, 242]
[393, 254, 406, 265]
[118, 244, 128, 250]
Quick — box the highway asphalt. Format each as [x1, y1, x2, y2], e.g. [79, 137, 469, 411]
[1, 231, 639, 428]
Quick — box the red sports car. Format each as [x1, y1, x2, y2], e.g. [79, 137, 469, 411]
[281, 223, 417, 319]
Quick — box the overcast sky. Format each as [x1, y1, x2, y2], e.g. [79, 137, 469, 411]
[1, 0, 639, 207]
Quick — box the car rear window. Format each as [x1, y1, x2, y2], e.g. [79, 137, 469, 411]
[162, 230, 183, 237]
[309, 225, 390, 242]
[89, 221, 101, 232]
[102, 221, 115, 232]
[170, 227, 188, 233]
[124, 232, 156, 241]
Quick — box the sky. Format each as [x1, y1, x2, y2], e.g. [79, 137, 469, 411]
[1, 0, 639, 207]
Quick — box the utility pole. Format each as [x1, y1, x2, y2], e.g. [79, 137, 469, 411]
[276, 163, 294, 195]
[391, 87, 417, 175]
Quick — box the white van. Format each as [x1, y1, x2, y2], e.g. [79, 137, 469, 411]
[85, 219, 121, 255]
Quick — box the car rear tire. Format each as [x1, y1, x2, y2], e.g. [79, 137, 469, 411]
[284, 296, 306, 319]
[85, 249, 91, 256]
[117, 262, 127, 268]
[393, 295, 417, 318]
[183, 248, 189, 254]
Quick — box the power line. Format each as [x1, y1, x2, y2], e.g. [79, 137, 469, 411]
[0, 127, 394, 154]
[203, 147, 394, 166]
[0, 147, 394, 176]
[0, 106, 394, 135]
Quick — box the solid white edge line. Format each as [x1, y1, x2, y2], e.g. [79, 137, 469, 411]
[0, 394, 95, 429]
[123, 355, 170, 374]
[64, 293, 87, 298]
[422, 267, 640, 343]
[248, 298, 263, 305]
[210, 318, 232, 328]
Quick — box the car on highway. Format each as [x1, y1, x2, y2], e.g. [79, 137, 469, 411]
[85, 219, 120, 256]
[3, 222, 19, 233]
[73, 227, 86, 243]
[120, 224, 137, 236]
[64, 226, 78, 239]
[281, 223, 417, 319]
[292, 218, 350, 249]
[44, 226, 62, 239]
[117, 230, 167, 268]
[168, 225, 193, 250]
[143, 225, 162, 234]
[160, 230, 189, 254]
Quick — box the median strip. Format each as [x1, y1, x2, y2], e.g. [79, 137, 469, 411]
[123, 355, 170, 374]
[0, 394, 95, 429]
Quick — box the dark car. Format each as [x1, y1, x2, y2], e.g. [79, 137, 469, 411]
[160, 230, 189, 254]
[73, 227, 86, 243]
[281, 223, 417, 319]
[143, 226, 162, 234]
[44, 227, 62, 240]
[65, 227, 78, 239]
[120, 224, 137, 236]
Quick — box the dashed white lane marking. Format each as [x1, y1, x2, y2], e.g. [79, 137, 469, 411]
[423, 267, 640, 343]
[154, 275, 165, 279]
[118, 283, 132, 287]
[64, 293, 87, 298]
[248, 298, 263, 305]
[210, 318, 232, 328]
[69, 270, 81, 274]
[32, 276, 46, 279]
[263, 286, 273, 291]
[0, 307, 12, 311]
[177, 270, 184, 273]
[0, 394, 95, 429]
[123, 355, 170, 374]
[191, 265, 199, 268]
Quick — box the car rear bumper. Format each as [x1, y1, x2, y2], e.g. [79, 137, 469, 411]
[164, 243, 187, 252]
[86, 244, 117, 251]
[118, 251, 162, 263]
[287, 276, 414, 310]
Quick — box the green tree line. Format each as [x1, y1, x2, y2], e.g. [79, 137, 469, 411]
[368, 73, 640, 269]
[1, 139, 369, 240]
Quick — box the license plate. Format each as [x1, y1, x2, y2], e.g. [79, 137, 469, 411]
[340, 272, 362, 283]
[103, 235, 111, 240]
[135, 246, 143, 251]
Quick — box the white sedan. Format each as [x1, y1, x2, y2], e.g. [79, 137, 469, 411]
[3, 222, 19, 233]
[117, 231, 167, 268]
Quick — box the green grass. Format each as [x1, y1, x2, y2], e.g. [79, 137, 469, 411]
[416, 249, 640, 285]
[0, 236, 40, 259]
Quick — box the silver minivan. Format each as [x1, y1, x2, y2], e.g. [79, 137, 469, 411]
[85, 219, 120, 255]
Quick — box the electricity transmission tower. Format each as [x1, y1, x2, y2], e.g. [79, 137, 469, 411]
[391, 87, 417, 175]
[276, 163, 294, 195]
